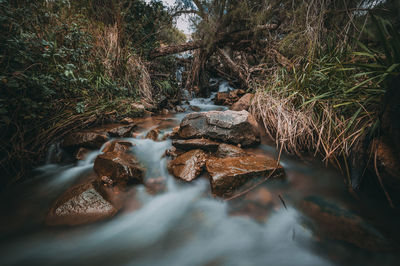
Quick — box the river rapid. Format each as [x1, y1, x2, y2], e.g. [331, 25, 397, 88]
[0, 82, 399, 266]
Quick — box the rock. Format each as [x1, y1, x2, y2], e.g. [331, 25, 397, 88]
[102, 140, 133, 153]
[46, 182, 117, 226]
[167, 149, 207, 182]
[62, 131, 109, 150]
[145, 177, 167, 195]
[165, 146, 185, 159]
[216, 143, 246, 158]
[94, 151, 145, 187]
[161, 108, 169, 116]
[214, 89, 246, 106]
[103, 124, 135, 137]
[214, 92, 230, 105]
[178, 110, 260, 146]
[206, 155, 284, 197]
[121, 117, 136, 124]
[176, 106, 185, 112]
[190, 105, 201, 112]
[172, 139, 220, 152]
[167, 126, 180, 139]
[299, 196, 394, 251]
[145, 129, 159, 141]
[230, 93, 254, 111]
[75, 147, 90, 161]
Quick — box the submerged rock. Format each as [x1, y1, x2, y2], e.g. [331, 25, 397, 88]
[102, 140, 133, 153]
[172, 138, 220, 152]
[62, 131, 109, 150]
[94, 151, 144, 187]
[216, 143, 247, 158]
[230, 93, 254, 111]
[178, 110, 260, 146]
[46, 182, 117, 226]
[299, 196, 394, 251]
[167, 149, 207, 182]
[206, 155, 284, 197]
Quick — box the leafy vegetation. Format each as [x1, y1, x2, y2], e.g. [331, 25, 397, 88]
[0, 0, 184, 187]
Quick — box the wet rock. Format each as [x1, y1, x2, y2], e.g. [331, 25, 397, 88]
[229, 187, 275, 222]
[121, 117, 136, 124]
[145, 129, 159, 141]
[46, 182, 117, 226]
[94, 151, 144, 187]
[206, 155, 284, 197]
[299, 196, 394, 251]
[167, 126, 180, 139]
[230, 93, 254, 111]
[172, 138, 220, 152]
[214, 92, 230, 105]
[145, 177, 167, 195]
[167, 149, 207, 182]
[103, 124, 135, 137]
[62, 131, 109, 150]
[75, 147, 90, 161]
[176, 106, 185, 112]
[178, 110, 260, 146]
[214, 89, 246, 106]
[165, 146, 185, 159]
[190, 105, 201, 112]
[102, 140, 133, 153]
[216, 143, 246, 158]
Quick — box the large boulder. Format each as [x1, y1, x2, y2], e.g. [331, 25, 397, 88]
[94, 151, 144, 187]
[206, 155, 284, 197]
[230, 93, 254, 111]
[172, 138, 220, 152]
[178, 110, 260, 147]
[167, 149, 207, 182]
[46, 182, 117, 226]
[62, 131, 109, 150]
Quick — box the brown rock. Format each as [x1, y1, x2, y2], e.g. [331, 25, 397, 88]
[299, 196, 394, 251]
[62, 131, 109, 150]
[214, 89, 246, 106]
[121, 117, 136, 124]
[102, 140, 133, 153]
[190, 105, 201, 112]
[46, 182, 117, 226]
[102, 124, 135, 137]
[172, 138, 220, 152]
[167, 149, 207, 182]
[145, 129, 159, 141]
[165, 147, 185, 159]
[206, 155, 284, 197]
[216, 143, 246, 158]
[75, 147, 90, 160]
[145, 177, 167, 195]
[94, 151, 145, 187]
[230, 93, 254, 111]
[214, 92, 230, 105]
[178, 110, 260, 147]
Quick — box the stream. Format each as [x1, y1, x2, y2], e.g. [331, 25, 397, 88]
[0, 82, 399, 266]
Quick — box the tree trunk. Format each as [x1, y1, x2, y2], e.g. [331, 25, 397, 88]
[150, 24, 278, 58]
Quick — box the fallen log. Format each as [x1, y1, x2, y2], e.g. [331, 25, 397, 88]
[149, 24, 278, 58]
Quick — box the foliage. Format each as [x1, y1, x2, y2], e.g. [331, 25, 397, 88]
[0, 0, 181, 188]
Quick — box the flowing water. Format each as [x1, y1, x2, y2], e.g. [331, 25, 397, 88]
[0, 84, 399, 266]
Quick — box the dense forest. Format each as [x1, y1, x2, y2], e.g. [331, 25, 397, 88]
[0, 0, 400, 265]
